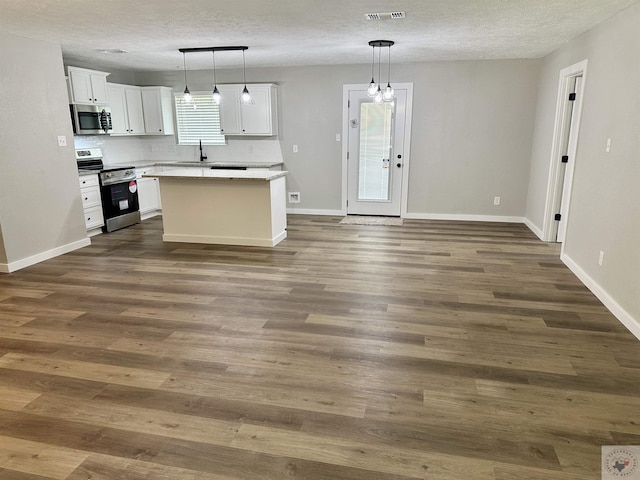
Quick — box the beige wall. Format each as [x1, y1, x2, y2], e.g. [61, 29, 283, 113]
[0, 223, 6, 264]
[405, 60, 540, 216]
[0, 32, 87, 268]
[526, 3, 640, 322]
[136, 59, 540, 217]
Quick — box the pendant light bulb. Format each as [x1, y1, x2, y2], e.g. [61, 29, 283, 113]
[241, 85, 251, 104]
[183, 85, 192, 103]
[367, 45, 377, 97]
[374, 86, 383, 104]
[212, 86, 221, 104]
[383, 84, 394, 102]
[367, 79, 378, 97]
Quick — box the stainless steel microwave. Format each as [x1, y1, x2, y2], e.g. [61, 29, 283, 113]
[70, 104, 112, 135]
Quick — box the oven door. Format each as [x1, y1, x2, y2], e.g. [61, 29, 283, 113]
[101, 180, 140, 218]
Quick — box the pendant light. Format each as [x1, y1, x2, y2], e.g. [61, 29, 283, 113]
[211, 50, 221, 104]
[179, 46, 251, 104]
[240, 48, 252, 104]
[367, 40, 395, 103]
[382, 44, 394, 102]
[366, 45, 377, 97]
[182, 51, 192, 103]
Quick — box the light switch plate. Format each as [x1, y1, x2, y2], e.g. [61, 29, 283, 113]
[293, 145, 298, 153]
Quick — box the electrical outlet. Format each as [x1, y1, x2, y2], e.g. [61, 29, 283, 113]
[336, 134, 341, 142]
[493, 196, 501, 206]
[288, 192, 301, 204]
[598, 251, 605, 266]
[293, 145, 298, 153]
[57, 135, 67, 147]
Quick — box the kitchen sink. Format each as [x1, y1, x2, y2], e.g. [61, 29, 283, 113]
[210, 165, 247, 170]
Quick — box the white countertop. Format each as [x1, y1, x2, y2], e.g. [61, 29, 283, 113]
[156, 161, 284, 168]
[143, 168, 288, 181]
[106, 160, 284, 169]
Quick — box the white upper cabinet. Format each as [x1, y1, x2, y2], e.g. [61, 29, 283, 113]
[67, 66, 110, 104]
[218, 84, 278, 136]
[217, 85, 242, 135]
[107, 84, 145, 135]
[141, 86, 175, 135]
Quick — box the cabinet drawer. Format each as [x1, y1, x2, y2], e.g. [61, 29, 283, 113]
[80, 186, 101, 208]
[79, 175, 99, 188]
[84, 205, 104, 229]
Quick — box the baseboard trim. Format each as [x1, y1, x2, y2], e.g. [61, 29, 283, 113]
[141, 210, 161, 221]
[0, 237, 91, 274]
[524, 218, 544, 240]
[287, 208, 345, 216]
[403, 213, 526, 223]
[561, 252, 640, 341]
[163, 232, 286, 247]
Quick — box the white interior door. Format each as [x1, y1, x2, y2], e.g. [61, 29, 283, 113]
[555, 75, 582, 242]
[346, 88, 407, 216]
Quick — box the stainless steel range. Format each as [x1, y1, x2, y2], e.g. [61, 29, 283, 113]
[76, 148, 141, 233]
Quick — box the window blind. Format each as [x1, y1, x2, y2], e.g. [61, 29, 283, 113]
[174, 93, 226, 145]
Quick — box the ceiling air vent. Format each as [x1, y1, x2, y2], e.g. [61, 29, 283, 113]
[365, 11, 406, 21]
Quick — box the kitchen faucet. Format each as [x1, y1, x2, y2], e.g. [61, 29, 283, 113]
[199, 139, 208, 162]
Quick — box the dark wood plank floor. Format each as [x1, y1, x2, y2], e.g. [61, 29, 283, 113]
[0, 215, 638, 479]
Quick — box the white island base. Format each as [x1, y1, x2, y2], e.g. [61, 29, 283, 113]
[147, 169, 287, 247]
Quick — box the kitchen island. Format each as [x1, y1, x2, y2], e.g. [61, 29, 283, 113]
[144, 168, 288, 247]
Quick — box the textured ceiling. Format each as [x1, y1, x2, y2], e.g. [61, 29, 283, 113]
[1, 0, 638, 71]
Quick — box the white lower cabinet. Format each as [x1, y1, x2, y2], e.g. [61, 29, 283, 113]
[137, 168, 162, 219]
[79, 174, 104, 235]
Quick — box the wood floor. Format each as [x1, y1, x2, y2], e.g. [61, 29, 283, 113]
[0, 215, 638, 480]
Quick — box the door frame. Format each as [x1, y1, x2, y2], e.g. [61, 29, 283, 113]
[341, 83, 413, 217]
[542, 60, 588, 242]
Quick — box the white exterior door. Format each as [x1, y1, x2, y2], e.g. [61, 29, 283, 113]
[346, 88, 408, 216]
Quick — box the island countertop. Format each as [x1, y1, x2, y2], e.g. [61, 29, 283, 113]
[143, 168, 287, 181]
[148, 167, 288, 247]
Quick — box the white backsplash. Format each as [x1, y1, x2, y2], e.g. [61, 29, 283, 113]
[74, 135, 283, 166]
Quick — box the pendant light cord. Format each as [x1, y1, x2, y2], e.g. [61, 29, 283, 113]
[183, 51, 188, 86]
[371, 45, 375, 80]
[387, 45, 391, 86]
[377, 47, 381, 89]
[242, 49, 247, 86]
[212, 50, 217, 85]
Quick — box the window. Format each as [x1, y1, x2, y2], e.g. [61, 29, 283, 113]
[174, 93, 226, 145]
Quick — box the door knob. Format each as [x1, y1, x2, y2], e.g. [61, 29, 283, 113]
[396, 163, 402, 168]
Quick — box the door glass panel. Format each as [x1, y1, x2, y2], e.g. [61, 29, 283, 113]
[358, 102, 394, 201]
